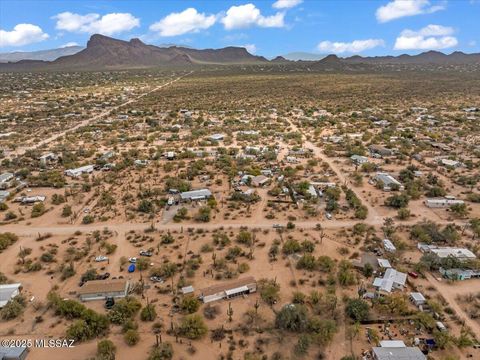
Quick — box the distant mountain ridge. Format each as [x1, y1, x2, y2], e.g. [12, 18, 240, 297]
[0, 46, 84, 62]
[0, 34, 267, 71]
[0, 34, 479, 71]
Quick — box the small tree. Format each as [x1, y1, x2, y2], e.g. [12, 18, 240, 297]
[345, 298, 369, 322]
[148, 343, 173, 360]
[97, 339, 116, 360]
[124, 329, 140, 346]
[178, 314, 208, 339]
[140, 304, 157, 322]
[180, 295, 200, 314]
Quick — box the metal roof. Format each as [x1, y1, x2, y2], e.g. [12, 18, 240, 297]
[372, 347, 426, 360]
[180, 189, 212, 200]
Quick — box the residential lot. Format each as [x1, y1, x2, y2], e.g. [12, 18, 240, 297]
[0, 69, 480, 360]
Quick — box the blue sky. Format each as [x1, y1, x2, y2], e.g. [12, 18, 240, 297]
[0, 0, 478, 56]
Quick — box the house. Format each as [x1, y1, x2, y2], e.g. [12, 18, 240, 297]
[372, 346, 426, 360]
[373, 173, 404, 191]
[373, 268, 407, 293]
[251, 175, 270, 187]
[99, 151, 115, 161]
[351, 154, 368, 165]
[383, 239, 396, 253]
[65, 165, 94, 178]
[410, 292, 426, 307]
[180, 189, 212, 202]
[439, 268, 480, 280]
[0, 172, 14, 189]
[39, 152, 57, 165]
[0, 346, 29, 360]
[424, 198, 464, 208]
[0, 283, 22, 308]
[369, 145, 393, 157]
[199, 276, 257, 303]
[78, 279, 129, 301]
[418, 244, 476, 261]
[0, 190, 9, 203]
[209, 133, 224, 141]
[134, 159, 149, 167]
[14, 196, 46, 204]
[439, 159, 463, 168]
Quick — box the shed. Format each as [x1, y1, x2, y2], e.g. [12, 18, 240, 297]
[410, 292, 426, 306]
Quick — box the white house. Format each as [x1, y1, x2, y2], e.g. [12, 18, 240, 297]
[0, 283, 22, 308]
[373, 268, 407, 293]
[424, 198, 464, 208]
[65, 165, 94, 178]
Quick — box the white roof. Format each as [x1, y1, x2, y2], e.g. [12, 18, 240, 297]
[373, 269, 406, 292]
[180, 189, 212, 200]
[181, 286, 194, 294]
[430, 247, 476, 260]
[372, 347, 426, 360]
[378, 259, 392, 268]
[225, 285, 249, 296]
[383, 239, 396, 252]
[0, 283, 21, 307]
[380, 340, 406, 348]
[410, 292, 426, 302]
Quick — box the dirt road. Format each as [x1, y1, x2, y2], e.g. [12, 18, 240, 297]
[425, 273, 480, 337]
[8, 71, 192, 159]
[285, 118, 381, 223]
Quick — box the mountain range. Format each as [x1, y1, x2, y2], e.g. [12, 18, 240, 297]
[0, 46, 83, 63]
[0, 34, 479, 71]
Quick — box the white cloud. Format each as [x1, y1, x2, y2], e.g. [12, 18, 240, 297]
[376, 0, 445, 23]
[273, 0, 303, 9]
[149, 8, 216, 37]
[221, 4, 285, 30]
[243, 44, 256, 54]
[53, 12, 140, 36]
[0, 23, 49, 47]
[394, 24, 458, 50]
[61, 42, 79, 48]
[317, 39, 385, 54]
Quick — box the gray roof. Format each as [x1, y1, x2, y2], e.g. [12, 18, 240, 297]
[0, 173, 13, 183]
[180, 189, 212, 200]
[0, 346, 28, 359]
[372, 347, 426, 360]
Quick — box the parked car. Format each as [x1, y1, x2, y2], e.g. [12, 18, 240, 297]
[96, 272, 111, 280]
[128, 264, 136, 273]
[150, 276, 164, 283]
[325, 212, 333, 220]
[139, 250, 153, 257]
[408, 271, 419, 279]
[95, 256, 108, 262]
[128, 257, 137, 263]
[272, 224, 284, 229]
[105, 297, 115, 309]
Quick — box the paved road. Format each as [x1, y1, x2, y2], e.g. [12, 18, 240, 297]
[8, 71, 193, 159]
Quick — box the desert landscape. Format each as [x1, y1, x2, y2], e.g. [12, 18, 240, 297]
[1, 1, 480, 360]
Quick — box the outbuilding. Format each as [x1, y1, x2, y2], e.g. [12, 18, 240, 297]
[199, 277, 257, 303]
